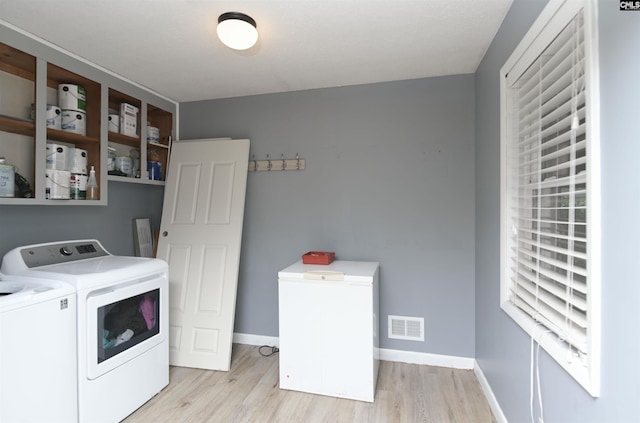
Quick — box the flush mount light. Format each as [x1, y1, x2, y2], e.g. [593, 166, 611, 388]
[217, 12, 258, 50]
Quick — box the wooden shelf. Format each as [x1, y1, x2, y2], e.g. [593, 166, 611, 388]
[0, 115, 35, 137]
[108, 131, 140, 148]
[0, 43, 35, 80]
[47, 127, 100, 146]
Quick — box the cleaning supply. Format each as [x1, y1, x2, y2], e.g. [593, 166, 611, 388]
[0, 158, 15, 198]
[14, 172, 32, 198]
[86, 166, 99, 200]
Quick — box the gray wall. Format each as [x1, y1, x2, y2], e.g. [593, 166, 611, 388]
[0, 183, 164, 258]
[180, 75, 476, 356]
[475, 1, 640, 422]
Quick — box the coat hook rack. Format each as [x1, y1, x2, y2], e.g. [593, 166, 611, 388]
[249, 153, 306, 172]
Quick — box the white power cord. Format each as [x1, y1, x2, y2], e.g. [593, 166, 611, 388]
[536, 338, 544, 423]
[530, 335, 535, 423]
[530, 329, 550, 423]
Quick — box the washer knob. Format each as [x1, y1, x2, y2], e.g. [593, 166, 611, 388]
[60, 246, 73, 256]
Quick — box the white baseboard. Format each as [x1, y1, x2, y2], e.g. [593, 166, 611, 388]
[474, 360, 507, 423]
[233, 332, 474, 369]
[378, 347, 475, 369]
[234, 332, 504, 420]
[233, 332, 280, 347]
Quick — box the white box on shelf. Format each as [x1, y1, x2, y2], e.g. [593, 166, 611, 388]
[119, 103, 138, 137]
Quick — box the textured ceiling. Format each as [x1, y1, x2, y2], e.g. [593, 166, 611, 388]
[0, 0, 513, 102]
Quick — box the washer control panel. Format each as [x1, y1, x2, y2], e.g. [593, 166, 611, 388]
[18, 240, 109, 268]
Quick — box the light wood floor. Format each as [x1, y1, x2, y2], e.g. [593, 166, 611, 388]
[123, 344, 496, 423]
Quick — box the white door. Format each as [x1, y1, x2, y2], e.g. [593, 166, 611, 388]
[156, 138, 249, 371]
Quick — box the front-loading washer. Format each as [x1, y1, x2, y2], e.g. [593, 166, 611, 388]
[0, 274, 77, 423]
[1, 239, 169, 423]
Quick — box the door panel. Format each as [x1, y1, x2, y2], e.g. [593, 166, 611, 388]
[207, 162, 235, 224]
[166, 243, 191, 312]
[173, 163, 201, 224]
[198, 245, 226, 313]
[157, 138, 249, 371]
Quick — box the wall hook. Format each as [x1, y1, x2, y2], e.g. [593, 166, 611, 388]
[248, 153, 305, 172]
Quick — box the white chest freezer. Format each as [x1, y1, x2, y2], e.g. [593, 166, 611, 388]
[278, 260, 380, 402]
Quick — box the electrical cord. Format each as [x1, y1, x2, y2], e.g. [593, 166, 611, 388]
[258, 345, 279, 357]
[530, 328, 550, 423]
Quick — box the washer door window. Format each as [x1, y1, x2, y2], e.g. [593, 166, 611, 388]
[87, 275, 165, 380]
[99, 289, 159, 363]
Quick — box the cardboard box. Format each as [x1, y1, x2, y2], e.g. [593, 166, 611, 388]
[119, 103, 139, 137]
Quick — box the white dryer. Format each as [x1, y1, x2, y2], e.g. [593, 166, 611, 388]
[1, 239, 169, 423]
[0, 274, 77, 423]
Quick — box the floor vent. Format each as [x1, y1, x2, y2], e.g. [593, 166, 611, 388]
[388, 315, 424, 341]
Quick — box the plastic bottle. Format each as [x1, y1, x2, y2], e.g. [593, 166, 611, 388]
[0, 157, 16, 198]
[86, 166, 99, 200]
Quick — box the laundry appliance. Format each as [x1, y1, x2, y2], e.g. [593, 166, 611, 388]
[1, 239, 169, 423]
[0, 273, 77, 423]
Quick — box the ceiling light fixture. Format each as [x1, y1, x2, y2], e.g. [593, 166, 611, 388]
[217, 12, 258, 50]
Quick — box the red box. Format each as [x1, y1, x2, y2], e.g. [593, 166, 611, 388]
[302, 251, 335, 265]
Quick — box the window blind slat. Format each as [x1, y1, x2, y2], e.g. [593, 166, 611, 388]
[510, 294, 588, 354]
[539, 56, 584, 106]
[516, 236, 588, 261]
[521, 172, 586, 189]
[516, 188, 587, 200]
[515, 248, 588, 279]
[514, 188, 587, 201]
[515, 249, 588, 282]
[518, 118, 585, 151]
[511, 278, 587, 333]
[515, 16, 583, 102]
[540, 77, 585, 120]
[512, 266, 587, 310]
[516, 205, 587, 212]
[518, 150, 586, 178]
[517, 48, 584, 126]
[515, 226, 587, 247]
[516, 32, 583, 106]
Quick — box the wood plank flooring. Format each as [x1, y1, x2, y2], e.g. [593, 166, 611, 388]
[123, 344, 496, 423]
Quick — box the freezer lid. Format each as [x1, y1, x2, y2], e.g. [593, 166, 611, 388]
[278, 260, 379, 283]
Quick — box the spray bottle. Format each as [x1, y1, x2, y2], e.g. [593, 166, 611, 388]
[86, 165, 99, 200]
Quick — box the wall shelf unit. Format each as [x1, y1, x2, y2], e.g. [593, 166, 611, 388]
[0, 41, 36, 203]
[0, 23, 177, 206]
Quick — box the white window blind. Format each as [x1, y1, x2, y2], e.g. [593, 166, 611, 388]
[500, 0, 600, 397]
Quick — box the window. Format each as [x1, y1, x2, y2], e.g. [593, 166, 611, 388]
[500, 0, 600, 396]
